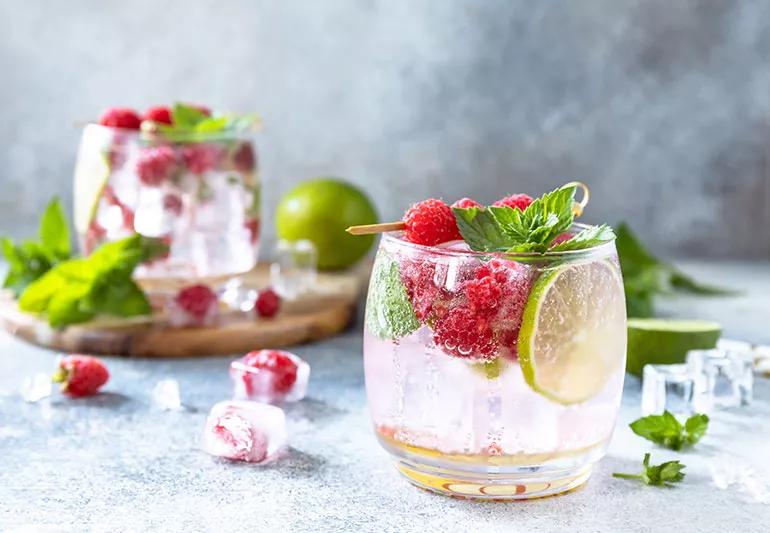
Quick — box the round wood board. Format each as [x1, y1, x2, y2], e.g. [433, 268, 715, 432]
[0, 263, 369, 357]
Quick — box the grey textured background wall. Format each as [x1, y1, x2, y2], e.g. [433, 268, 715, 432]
[1, 0, 769, 258]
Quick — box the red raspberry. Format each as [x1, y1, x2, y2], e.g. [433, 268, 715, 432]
[241, 350, 298, 394]
[137, 146, 177, 186]
[52, 355, 110, 398]
[142, 106, 173, 125]
[432, 306, 497, 359]
[162, 193, 183, 215]
[493, 193, 533, 211]
[174, 284, 218, 324]
[484, 259, 532, 358]
[232, 142, 256, 172]
[464, 274, 502, 315]
[255, 288, 281, 318]
[98, 107, 141, 130]
[212, 412, 268, 463]
[399, 259, 442, 321]
[244, 218, 260, 245]
[451, 198, 483, 209]
[402, 199, 461, 246]
[180, 144, 221, 175]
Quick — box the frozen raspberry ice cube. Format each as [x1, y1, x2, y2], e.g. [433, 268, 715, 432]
[202, 400, 287, 463]
[230, 350, 309, 403]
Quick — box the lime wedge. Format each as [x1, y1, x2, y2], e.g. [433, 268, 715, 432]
[73, 146, 111, 235]
[518, 260, 626, 405]
[626, 318, 721, 376]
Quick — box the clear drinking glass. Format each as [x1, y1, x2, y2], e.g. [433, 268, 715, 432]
[363, 227, 627, 499]
[73, 124, 260, 283]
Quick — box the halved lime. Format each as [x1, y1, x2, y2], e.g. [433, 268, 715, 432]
[73, 146, 111, 235]
[518, 260, 626, 405]
[626, 318, 721, 376]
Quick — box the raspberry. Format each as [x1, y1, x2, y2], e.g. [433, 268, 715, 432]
[98, 107, 141, 130]
[137, 146, 177, 186]
[399, 259, 442, 321]
[432, 306, 497, 359]
[241, 350, 298, 394]
[211, 412, 269, 463]
[163, 193, 183, 215]
[244, 218, 260, 245]
[493, 193, 533, 211]
[52, 355, 109, 398]
[255, 288, 281, 318]
[173, 284, 218, 325]
[451, 198, 483, 209]
[180, 144, 221, 175]
[484, 259, 532, 358]
[232, 142, 256, 172]
[402, 199, 461, 246]
[464, 275, 502, 315]
[142, 106, 173, 125]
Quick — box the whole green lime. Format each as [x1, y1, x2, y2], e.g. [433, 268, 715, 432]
[275, 178, 378, 270]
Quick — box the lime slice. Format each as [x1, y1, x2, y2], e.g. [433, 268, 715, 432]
[626, 318, 721, 376]
[518, 260, 626, 405]
[73, 146, 111, 235]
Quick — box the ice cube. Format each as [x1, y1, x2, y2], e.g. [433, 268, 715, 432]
[270, 240, 317, 300]
[219, 278, 257, 312]
[230, 350, 310, 403]
[133, 187, 175, 237]
[641, 364, 710, 415]
[201, 400, 287, 463]
[687, 348, 753, 408]
[152, 379, 182, 411]
[20, 373, 52, 403]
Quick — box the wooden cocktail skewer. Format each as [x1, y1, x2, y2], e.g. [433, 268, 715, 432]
[346, 181, 591, 235]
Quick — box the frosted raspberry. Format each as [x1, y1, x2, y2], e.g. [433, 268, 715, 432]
[493, 193, 533, 211]
[232, 142, 256, 172]
[98, 107, 141, 130]
[240, 350, 298, 394]
[137, 146, 177, 186]
[432, 306, 497, 359]
[402, 199, 461, 246]
[162, 193, 183, 215]
[451, 198, 483, 209]
[255, 288, 281, 318]
[142, 106, 173, 125]
[211, 412, 268, 463]
[180, 144, 221, 175]
[170, 284, 218, 326]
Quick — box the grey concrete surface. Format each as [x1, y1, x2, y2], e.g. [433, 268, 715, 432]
[1, 1, 769, 258]
[0, 260, 769, 532]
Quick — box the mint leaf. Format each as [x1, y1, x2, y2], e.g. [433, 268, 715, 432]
[629, 411, 709, 450]
[550, 224, 616, 252]
[451, 207, 513, 252]
[171, 103, 208, 129]
[365, 258, 419, 340]
[194, 116, 230, 132]
[38, 198, 70, 261]
[613, 453, 685, 487]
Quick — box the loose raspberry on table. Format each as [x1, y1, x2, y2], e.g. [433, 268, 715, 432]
[142, 106, 173, 125]
[241, 350, 298, 394]
[174, 284, 218, 324]
[432, 306, 498, 359]
[493, 193, 533, 211]
[137, 146, 177, 186]
[180, 144, 221, 175]
[451, 198, 483, 209]
[402, 199, 461, 246]
[52, 355, 110, 398]
[255, 288, 281, 318]
[98, 107, 142, 130]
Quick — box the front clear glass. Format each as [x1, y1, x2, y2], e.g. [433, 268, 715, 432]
[73, 124, 260, 283]
[363, 231, 627, 499]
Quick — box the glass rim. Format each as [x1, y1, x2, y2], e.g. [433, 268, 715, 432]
[380, 222, 616, 260]
[82, 122, 255, 142]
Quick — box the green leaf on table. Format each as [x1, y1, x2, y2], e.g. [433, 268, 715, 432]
[365, 258, 419, 340]
[613, 453, 686, 487]
[38, 198, 71, 261]
[629, 411, 709, 450]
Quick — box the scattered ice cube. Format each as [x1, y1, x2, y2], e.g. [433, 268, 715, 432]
[687, 348, 753, 408]
[641, 364, 709, 415]
[270, 239, 317, 300]
[219, 278, 257, 312]
[230, 350, 310, 403]
[202, 400, 287, 463]
[152, 379, 182, 411]
[20, 373, 52, 403]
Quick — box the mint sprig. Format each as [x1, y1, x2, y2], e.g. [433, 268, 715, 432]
[613, 453, 686, 487]
[19, 234, 167, 327]
[452, 184, 615, 254]
[629, 411, 709, 451]
[365, 258, 419, 340]
[2, 198, 71, 296]
[155, 103, 260, 141]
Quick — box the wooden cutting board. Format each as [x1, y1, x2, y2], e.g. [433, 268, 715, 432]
[0, 263, 369, 357]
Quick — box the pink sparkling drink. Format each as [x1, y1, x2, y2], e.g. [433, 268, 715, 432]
[363, 230, 627, 499]
[73, 124, 260, 283]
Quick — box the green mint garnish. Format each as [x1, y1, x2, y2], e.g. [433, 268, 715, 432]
[613, 453, 686, 487]
[452, 184, 615, 254]
[155, 103, 260, 141]
[629, 411, 709, 451]
[365, 258, 419, 340]
[19, 234, 168, 327]
[2, 198, 71, 297]
[616, 223, 736, 317]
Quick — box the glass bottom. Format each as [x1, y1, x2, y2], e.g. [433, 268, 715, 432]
[394, 459, 592, 500]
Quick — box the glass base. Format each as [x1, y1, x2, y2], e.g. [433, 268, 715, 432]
[393, 458, 593, 500]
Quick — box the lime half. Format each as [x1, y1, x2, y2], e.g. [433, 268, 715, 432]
[626, 318, 721, 376]
[73, 146, 111, 235]
[518, 260, 626, 405]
